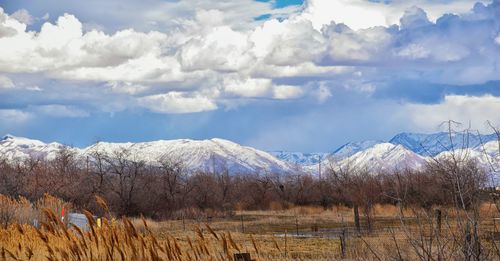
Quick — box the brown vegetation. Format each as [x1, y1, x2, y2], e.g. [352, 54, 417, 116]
[0, 127, 499, 259]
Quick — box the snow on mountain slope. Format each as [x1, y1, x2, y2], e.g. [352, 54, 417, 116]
[279, 131, 499, 167]
[270, 151, 329, 165]
[336, 143, 428, 172]
[434, 148, 500, 171]
[82, 138, 295, 174]
[1, 135, 296, 174]
[332, 140, 384, 160]
[390, 132, 498, 156]
[2, 133, 499, 177]
[477, 140, 500, 157]
[434, 148, 500, 185]
[272, 141, 382, 166]
[0, 134, 71, 161]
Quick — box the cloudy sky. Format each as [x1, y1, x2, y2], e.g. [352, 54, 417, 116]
[0, 0, 499, 152]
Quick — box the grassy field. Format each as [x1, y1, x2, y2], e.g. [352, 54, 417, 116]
[1, 201, 500, 260]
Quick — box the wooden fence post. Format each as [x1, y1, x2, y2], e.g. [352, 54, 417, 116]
[182, 215, 186, 231]
[473, 220, 481, 261]
[233, 253, 251, 261]
[353, 205, 360, 234]
[295, 215, 299, 236]
[435, 209, 442, 235]
[240, 215, 245, 233]
[285, 229, 288, 258]
[464, 222, 472, 261]
[340, 228, 347, 259]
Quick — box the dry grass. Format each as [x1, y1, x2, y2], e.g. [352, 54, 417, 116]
[0, 212, 341, 260]
[1, 194, 500, 260]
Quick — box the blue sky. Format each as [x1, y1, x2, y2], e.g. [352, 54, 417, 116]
[0, 0, 499, 152]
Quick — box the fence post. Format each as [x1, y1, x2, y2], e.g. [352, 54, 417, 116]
[285, 229, 288, 258]
[473, 220, 481, 261]
[464, 222, 471, 261]
[435, 209, 442, 235]
[340, 228, 347, 259]
[295, 215, 299, 236]
[182, 215, 186, 231]
[353, 205, 360, 234]
[233, 253, 251, 261]
[240, 215, 245, 233]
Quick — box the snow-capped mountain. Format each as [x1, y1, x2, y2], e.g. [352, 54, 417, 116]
[83, 138, 295, 174]
[434, 148, 495, 167]
[478, 140, 500, 157]
[278, 132, 498, 166]
[336, 143, 427, 172]
[390, 132, 498, 156]
[1, 132, 499, 178]
[0, 134, 70, 161]
[0, 135, 295, 174]
[331, 140, 384, 160]
[433, 148, 500, 184]
[270, 151, 329, 165]
[272, 141, 383, 166]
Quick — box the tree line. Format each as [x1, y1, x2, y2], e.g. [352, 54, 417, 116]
[0, 142, 491, 223]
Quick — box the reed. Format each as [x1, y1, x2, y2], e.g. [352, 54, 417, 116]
[1, 193, 499, 260]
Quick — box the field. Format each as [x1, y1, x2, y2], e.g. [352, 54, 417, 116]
[1, 197, 500, 260]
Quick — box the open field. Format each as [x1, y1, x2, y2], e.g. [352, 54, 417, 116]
[2, 200, 500, 260]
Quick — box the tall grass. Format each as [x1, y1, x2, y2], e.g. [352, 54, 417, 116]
[1, 193, 499, 260]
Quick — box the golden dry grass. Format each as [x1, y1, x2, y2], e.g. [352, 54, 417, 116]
[1, 194, 500, 260]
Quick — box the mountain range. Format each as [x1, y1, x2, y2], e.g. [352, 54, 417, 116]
[1, 132, 499, 178]
[0, 134, 295, 174]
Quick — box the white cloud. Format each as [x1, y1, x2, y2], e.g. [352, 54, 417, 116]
[223, 77, 273, 98]
[404, 95, 500, 132]
[496, 34, 500, 45]
[313, 82, 333, 103]
[0, 109, 31, 123]
[273, 85, 304, 100]
[296, 0, 490, 30]
[138, 92, 217, 114]
[0, 8, 18, 37]
[139, 0, 300, 31]
[300, 0, 388, 30]
[324, 24, 392, 62]
[178, 23, 254, 72]
[10, 9, 32, 25]
[0, 0, 499, 114]
[106, 81, 151, 95]
[399, 6, 432, 30]
[221, 76, 304, 100]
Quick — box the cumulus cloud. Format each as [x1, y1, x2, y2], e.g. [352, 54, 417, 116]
[0, 109, 31, 123]
[296, 0, 490, 30]
[10, 9, 33, 25]
[138, 92, 218, 114]
[273, 85, 304, 100]
[0, 8, 17, 37]
[399, 6, 432, 30]
[0, 0, 499, 117]
[404, 95, 500, 132]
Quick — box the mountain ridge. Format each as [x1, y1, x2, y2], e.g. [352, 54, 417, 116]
[1, 132, 499, 178]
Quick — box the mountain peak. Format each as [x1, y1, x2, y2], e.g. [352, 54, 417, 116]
[331, 140, 383, 159]
[389, 131, 497, 156]
[2, 134, 15, 141]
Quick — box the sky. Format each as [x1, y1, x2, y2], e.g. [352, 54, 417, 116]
[0, 0, 499, 152]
